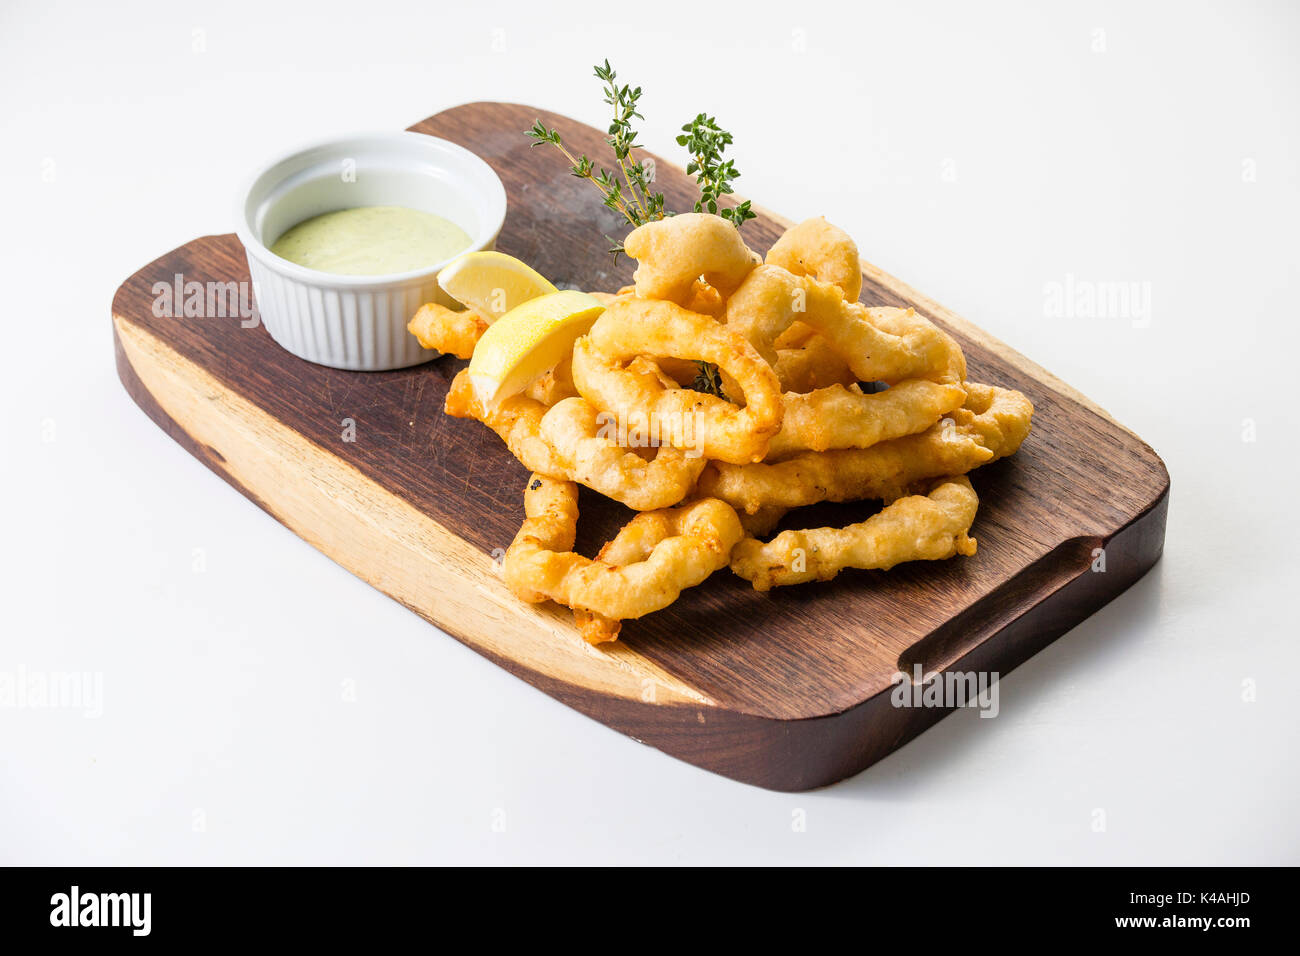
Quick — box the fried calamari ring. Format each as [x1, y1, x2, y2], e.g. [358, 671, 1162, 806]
[571, 298, 784, 464]
[623, 212, 759, 305]
[765, 216, 863, 303]
[539, 397, 707, 511]
[865, 305, 966, 384]
[574, 506, 713, 643]
[730, 477, 978, 591]
[768, 380, 968, 459]
[504, 474, 743, 643]
[697, 383, 1033, 513]
[725, 264, 965, 384]
[445, 372, 701, 511]
[503, 475, 579, 605]
[771, 334, 857, 392]
[407, 303, 488, 360]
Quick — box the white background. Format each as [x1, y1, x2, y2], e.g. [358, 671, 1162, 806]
[2, 0, 1297, 865]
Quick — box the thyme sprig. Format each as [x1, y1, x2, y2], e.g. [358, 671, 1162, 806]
[676, 113, 755, 229]
[527, 60, 754, 256]
[595, 61, 668, 226]
[526, 61, 666, 244]
[689, 360, 725, 400]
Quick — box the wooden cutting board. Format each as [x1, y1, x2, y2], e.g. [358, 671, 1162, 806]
[112, 102, 1169, 791]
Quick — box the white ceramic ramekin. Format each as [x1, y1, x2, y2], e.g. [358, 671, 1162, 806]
[235, 132, 507, 371]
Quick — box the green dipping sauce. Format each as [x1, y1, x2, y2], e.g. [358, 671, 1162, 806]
[269, 205, 471, 276]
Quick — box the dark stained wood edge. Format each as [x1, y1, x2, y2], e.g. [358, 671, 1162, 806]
[115, 316, 1167, 790]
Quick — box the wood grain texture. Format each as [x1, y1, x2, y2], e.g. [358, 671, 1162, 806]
[111, 102, 1169, 790]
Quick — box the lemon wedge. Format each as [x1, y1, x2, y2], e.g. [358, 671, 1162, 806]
[437, 250, 558, 323]
[467, 291, 605, 409]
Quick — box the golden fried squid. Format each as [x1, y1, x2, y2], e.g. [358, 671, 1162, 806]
[769, 380, 968, 459]
[575, 501, 736, 643]
[697, 384, 1033, 513]
[523, 355, 579, 406]
[407, 303, 488, 360]
[504, 474, 743, 643]
[571, 298, 784, 464]
[623, 212, 760, 304]
[539, 397, 708, 511]
[445, 371, 703, 511]
[725, 265, 965, 385]
[415, 212, 1038, 644]
[771, 334, 858, 393]
[730, 477, 979, 590]
[765, 216, 863, 302]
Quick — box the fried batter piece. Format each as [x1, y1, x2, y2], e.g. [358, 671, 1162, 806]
[523, 355, 578, 406]
[539, 397, 708, 511]
[769, 380, 968, 459]
[730, 477, 978, 590]
[504, 475, 744, 643]
[425, 211, 1039, 643]
[571, 298, 784, 464]
[574, 507, 712, 643]
[774, 322, 817, 349]
[623, 212, 760, 304]
[771, 334, 857, 392]
[407, 303, 488, 360]
[725, 264, 965, 385]
[697, 383, 1033, 513]
[572, 608, 622, 644]
[446, 371, 702, 511]
[765, 216, 863, 303]
[683, 278, 727, 317]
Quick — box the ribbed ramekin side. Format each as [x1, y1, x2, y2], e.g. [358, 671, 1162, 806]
[245, 253, 438, 371]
